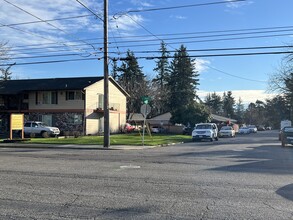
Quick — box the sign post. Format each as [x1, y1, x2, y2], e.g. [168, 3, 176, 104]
[10, 114, 24, 140]
[140, 104, 151, 146]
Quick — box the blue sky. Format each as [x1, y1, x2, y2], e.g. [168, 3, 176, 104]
[1, 0, 293, 104]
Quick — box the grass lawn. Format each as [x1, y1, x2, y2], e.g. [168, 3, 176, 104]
[25, 133, 192, 146]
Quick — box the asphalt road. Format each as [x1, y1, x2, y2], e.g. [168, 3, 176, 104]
[0, 130, 292, 219]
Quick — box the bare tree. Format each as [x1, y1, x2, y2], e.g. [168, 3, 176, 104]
[0, 42, 13, 81]
[268, 57, 293, 94]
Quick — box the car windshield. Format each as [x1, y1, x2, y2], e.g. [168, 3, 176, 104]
[196, 124, 212, 129]
[37, 122, 48, 127]
[221, 126, 231, 130]
[284, 127, 293, 132]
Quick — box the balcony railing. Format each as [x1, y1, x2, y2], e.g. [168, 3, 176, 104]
[95, 102, 120, 112]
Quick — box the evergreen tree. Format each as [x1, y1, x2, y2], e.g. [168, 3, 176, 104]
[171, 102, 211, 126]
[153, 41, 170, 88]
[265, 96, 290, 128]
[152, 41, 171, 114]
[110, 59, 119, 81]
[235, 97, 245, 123]
[168, 45, 203, 124]
[222, 91, 235, 118]
[117, 50, 149, 116]
[205, 92, 222, 114]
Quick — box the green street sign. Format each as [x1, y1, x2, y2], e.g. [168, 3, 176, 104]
[141, 96, 150, 104]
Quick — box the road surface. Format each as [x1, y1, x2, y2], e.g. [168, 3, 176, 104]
[0, 130, 292, 219]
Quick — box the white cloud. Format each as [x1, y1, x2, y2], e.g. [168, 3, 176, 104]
[225, 0, 254, 8]
[169, 15, 187, 20]
[130, 0, 153, 7]
[197, 90, 277, 105]
[193, 59, 210, 73]
[0, 0, 147, 61]
[0, 0, 103, 47]
[110, 14, 144, 32]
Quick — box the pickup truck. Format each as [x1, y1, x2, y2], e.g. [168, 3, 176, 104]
[24, 121, 60, 137]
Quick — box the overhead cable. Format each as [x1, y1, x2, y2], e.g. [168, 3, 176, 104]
[2, 50, 293, 67]
[114, 0, 246, 17]
[2, 0, 97, 52]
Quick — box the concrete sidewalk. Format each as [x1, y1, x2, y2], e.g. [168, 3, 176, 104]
[0, 142, 159, 150]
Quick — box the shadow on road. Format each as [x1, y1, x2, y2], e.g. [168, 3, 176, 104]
[175, 143, 293, 175]
[276, 183, 293, 201]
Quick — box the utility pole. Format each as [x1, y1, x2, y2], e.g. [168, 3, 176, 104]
[103, 0, 110, 148]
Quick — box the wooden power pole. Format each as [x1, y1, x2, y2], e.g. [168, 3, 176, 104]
[103, 0, 110, 148]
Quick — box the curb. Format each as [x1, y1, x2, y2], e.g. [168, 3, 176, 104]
[0, 143, 161, 150]
[0, 142, 187, 150]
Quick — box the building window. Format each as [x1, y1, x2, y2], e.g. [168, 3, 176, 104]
[23, 93, 29, 99]
[66, 91, 84, 100]
[42, 91, 58, 104]
[68, 114, 83, 125]
[42, 115, 53, 126]
[98, 94, 104, 109]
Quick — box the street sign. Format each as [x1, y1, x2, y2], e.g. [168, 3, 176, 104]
[140, 104, 151, 117]
[140, 104, 152, 146]
[141, 96, 150, 104]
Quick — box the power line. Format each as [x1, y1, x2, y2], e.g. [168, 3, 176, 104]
[133, 51, 293, 59]
[0, 21, 94, 56]
[0, 57, 98, 66]
[107, 32, 293, 49]
[121, 14, 176, 51]
[2, 50, 293, 67]
[2, 0, 97, 52]
[207, 65, 267, 83]
[4, 31, 293, 60]
[0, 14, 94, 28]
[5, 24, 293, 52]
[114, 0, 246, 17]
[5, 27, 293, 54]
[75, 0, 103, 21]
[5, 45, 293, 60]
[0, 52, 88, 60]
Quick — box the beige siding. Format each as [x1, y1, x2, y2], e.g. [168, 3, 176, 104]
[29, 91, 84, 110]
[84, 80, 127, 135]
[25, 79, 126, 135]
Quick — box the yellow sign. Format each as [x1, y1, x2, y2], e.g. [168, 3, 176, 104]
[11, 114, 24, 130]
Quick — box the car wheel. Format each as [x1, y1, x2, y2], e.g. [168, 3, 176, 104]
[30, 133, 36, 138]
[281, 140, 286, 147]
[41, 131, 49, 138]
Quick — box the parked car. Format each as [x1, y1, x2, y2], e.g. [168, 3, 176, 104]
[247, 125, 257, 133]
[123, 123, 135, 133]
[280, 126, 293, 147]
[219, 126, 235, 138]
[151, 126, 165, 133]
[192, 123, 218, 142]
[182, 126, 193, 135]
[238, 127, 250, 134]
[24, 121, 60, 137]
[257, 125, 266, 131]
